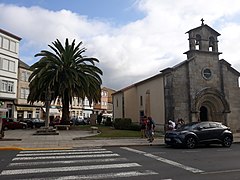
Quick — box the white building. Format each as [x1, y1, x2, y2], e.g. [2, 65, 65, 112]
[0, 28, 21, 119]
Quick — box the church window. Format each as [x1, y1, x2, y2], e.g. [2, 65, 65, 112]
[140, 96, 143, 106]
[202, 68, 212, 80]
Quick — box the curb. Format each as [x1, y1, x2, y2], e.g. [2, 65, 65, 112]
[0, 147, 73, 151]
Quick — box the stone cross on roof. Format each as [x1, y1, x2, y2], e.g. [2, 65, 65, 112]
[201, 18, 204, 26]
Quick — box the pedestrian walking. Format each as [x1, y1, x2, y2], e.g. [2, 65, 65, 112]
[140, 116, 147, 138]
[146, 116, 155, 142]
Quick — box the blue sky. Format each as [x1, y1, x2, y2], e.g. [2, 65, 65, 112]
[1, 0, 240, 90]
[0, 0, 144, 25]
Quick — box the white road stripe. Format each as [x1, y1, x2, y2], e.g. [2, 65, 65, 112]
[20, 148, 107, 154]
[17, 151, 113, 156]
[18, 170, 158, 180]
[182, 150, 199, 153]
[216, 149, 232, 152]
[121, 147, 204, 173]
[9, 158, 128, 167]
[1, 163, 141, 175]
[13, 153, 120, 161]
[201, 169, 240, 175]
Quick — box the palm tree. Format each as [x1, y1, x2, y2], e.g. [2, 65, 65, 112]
[28, 38, 103, 124]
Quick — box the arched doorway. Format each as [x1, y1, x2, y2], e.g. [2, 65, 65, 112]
[192, 88, 230, 124]
[200, 106, 208, 121]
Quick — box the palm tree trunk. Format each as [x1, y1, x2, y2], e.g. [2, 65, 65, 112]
[62, 90, 70, 124]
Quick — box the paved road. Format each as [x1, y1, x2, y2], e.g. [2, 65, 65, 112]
[1, 144, 240, 180]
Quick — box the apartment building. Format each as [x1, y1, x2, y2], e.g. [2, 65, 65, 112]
[93, 87, 116, 116]
[15, 60, 43, 120]
[0, 28, 21, 119]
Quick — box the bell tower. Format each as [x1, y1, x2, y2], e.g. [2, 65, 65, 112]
[184, 19, 222, 58]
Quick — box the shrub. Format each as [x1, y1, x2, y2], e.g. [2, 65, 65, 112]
[104, 117, 112, 126]
[113, 118, 132, 130]
[128, 123, 141, 131]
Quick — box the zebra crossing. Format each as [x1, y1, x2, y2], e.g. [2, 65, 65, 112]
[0, 148, 158, 179]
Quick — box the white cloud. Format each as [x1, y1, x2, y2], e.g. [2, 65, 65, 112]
[1, 0, 240, 90]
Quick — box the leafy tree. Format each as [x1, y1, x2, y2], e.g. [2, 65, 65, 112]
[28, 39, 103, 123]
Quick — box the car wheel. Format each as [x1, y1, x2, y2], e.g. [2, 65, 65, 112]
[185, 136, 196, 149]
[3, 126, 8, 131]
[222, 136, 232, 147]
[22, 125, 27, 129]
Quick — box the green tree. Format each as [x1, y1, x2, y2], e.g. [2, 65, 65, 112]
[28, 38, 103, 123]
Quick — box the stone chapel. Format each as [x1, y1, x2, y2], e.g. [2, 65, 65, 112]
[113, 21, 240, 132]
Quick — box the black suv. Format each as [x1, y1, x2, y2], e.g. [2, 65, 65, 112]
[165, 121, 233, 148]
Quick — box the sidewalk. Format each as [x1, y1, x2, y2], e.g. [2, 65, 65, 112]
[0, 129, 163, 150]
[0, 129, 239, 150]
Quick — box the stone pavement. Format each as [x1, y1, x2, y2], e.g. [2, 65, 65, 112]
[0, 129, 163, 150]
[0, 129, 239, 150]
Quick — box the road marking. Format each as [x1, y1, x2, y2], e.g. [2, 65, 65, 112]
[182, 150, 199, 153]
[9, 157, 128, 167]
[201, 169, 240, 175]
[121, 147, 204, 173]
[1, 163, 141, 175]
[216, 149, 232, 152]
[17, 170, 158, 180]
[19, 148, 107, 153]
[17, 150, 113, 156]
[13, 153, 120, 161]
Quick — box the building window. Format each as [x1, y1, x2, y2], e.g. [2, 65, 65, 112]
[0, 36, 17, 53]
[21, 71, 31, 82]
[72, 98, 76, 106]
[20, 88, 29, 99]
[102, 101, 107, 106]
[36, 109, 40, 118]
[101, 91, 108, 97]
[1, 80, 14, 92]
[9, 60, 15, 72]
[202, 68, 212, 80]
[0, 36, 2, 47]
[2, 37, 9, 50]
[0, 58, 16, 72]
[140, 96, 143, 106]
[27, 111, 32, 118]
[9, 40, 16, 52]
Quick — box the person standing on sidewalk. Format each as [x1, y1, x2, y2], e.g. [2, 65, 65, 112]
[140, 116, 147, 138]
[146, 116, 155, 142]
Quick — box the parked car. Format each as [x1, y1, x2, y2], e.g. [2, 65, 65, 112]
[165, 121, 233, 149]
[49, 118, 61, 127]
[2, 118, 27, 130]
[21, 118, 45, 129]
[50, 118, 73, 127]
[70, 117, 89, 125]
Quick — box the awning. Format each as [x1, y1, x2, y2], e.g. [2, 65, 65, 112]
[16, 107, 34, 111]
